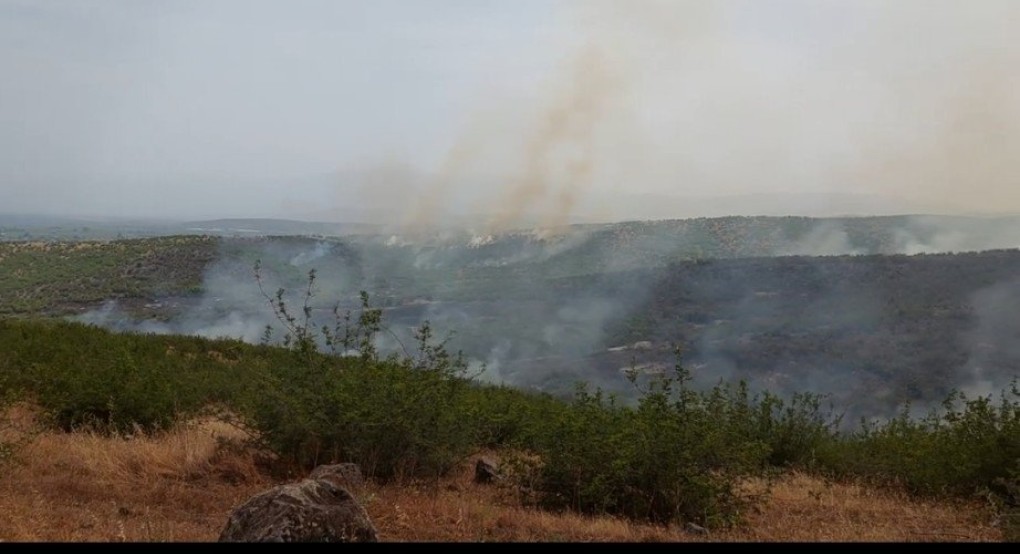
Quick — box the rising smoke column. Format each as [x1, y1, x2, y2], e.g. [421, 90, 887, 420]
[403, 1, 1020, 230]
[484, 45, 620, 233]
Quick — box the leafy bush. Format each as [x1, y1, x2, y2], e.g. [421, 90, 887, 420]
[819, 384, 1020, 501]
[745, 389, 843, 469]
[0, 319, 248, 432]
[517, 357, 774, 528]
[234, 267, 484, 482]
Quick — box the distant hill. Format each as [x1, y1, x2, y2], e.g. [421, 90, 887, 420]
[6, 214, 1020, 424]
[0, 215, 383, 241]
[593, 191, 945, 220]
[180, 218, 383, 237]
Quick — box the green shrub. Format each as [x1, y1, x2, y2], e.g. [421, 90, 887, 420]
[518, 357, 773, 528]
[235, 269, 484, 482]
[817, 384, 1020, 501]
[0, 319, 249, 433]
[458, 384, 565, 449]
[34, 345, 179, 431]
[746, 389, 843, 469]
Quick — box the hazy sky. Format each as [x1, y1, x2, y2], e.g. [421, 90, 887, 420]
[2, 0, 1019, 224]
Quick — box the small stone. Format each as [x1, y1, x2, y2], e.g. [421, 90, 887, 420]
[474, 457, 500, 484]
[309, 463, 365, 492]
[684, 522, 709, 535]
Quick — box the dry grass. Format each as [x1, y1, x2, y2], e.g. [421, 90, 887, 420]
[717, 472, 1002, 542]
[363, 456, 1003, 543]
[0, 406, 1005, 542]
[363, 459, 685, 542]
[0, 405, 269, 542]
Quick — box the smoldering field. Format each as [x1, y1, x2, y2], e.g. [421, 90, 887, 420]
[73, 215, 1020, 426]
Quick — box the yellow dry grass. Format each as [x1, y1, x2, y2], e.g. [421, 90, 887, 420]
[719, 472, 1001, 542]
[0, 405, 268, 542]
[363, 457, 1002, 543]
[0, 406, 1004, 542]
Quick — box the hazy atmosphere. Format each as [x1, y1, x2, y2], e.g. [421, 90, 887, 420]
[4, 3, 1020, 542]
[3, 0, 1019, 225]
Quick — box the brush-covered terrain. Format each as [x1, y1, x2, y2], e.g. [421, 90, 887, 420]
[4, 215, 1020, 419]
[1, 214, 1019, 541]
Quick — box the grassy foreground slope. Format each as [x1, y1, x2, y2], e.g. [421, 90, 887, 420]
[0, 408, 1002, 542]
[1, 220, 1019, 540]
[0, 318, 1017, 539]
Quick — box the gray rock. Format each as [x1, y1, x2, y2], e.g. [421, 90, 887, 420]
[309, 463, 365, 492]
[474, 457, 500, 484]
[684, 522, 709, 535]
[218, 467, 378, 543]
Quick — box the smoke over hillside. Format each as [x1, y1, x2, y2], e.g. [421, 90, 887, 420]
[68, 215, 1020, 426]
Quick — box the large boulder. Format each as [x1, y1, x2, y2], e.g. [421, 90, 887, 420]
[218, 465, 378, 542]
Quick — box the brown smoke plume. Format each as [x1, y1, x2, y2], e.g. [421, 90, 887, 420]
[401, 0, 1020, 231]
[485, 45, 618, 233]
